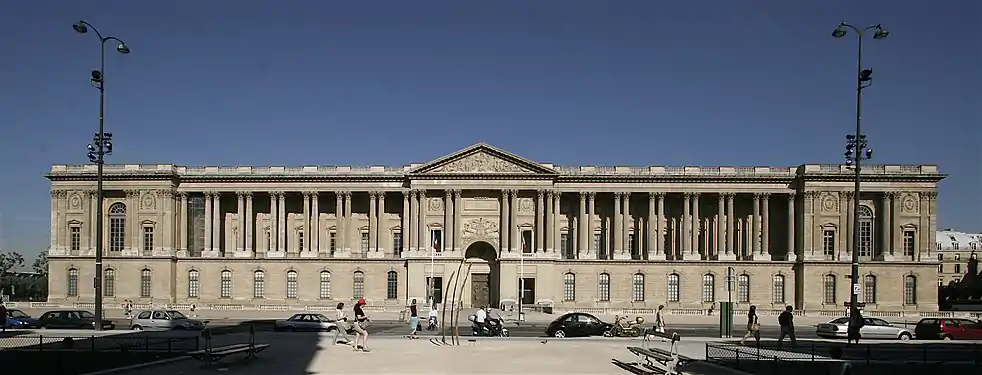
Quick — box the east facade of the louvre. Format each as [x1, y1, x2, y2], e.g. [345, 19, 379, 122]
[45, 143, 944, 314]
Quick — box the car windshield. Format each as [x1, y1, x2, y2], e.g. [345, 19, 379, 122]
[829, 317, 849, 324]
[167, 311, 188, 319]
[314, 314, 331, 322]
[8, 310, 29, 318]
[79, 311, 95, 319]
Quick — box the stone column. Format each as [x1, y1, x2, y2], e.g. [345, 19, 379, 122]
[236, 192, 246, 252]
[536, 190, 545, 253]
[881, 192, 893, 260]
[577, 192, 586, 256]
[751, 193, 761, 256]
[545, 191, 554, 253]
[681, 193, 691, 259]
[803, 191, 817, 260]
[761, 193, 770, 256]
[501, 190, 510, 253]
[646, 193, 655, 259]
[917, 192, 929, 260]
[417, 190, 427, 254]
[510, 189, 519, 252]
[126, 190, 137, 252]
[443, 190, 452, 252]
[378, 192, 387, 255]
[787, 192, 796, 261]
[213, 192, 223, 254]
[88, 191, 98, 253]
[203, 192, 213, 253]
[622, 192, 631, 257]
[927, 192, 938, 258]
[404, 190, 416, 255]
[302, 192, 311, 252]
[691, 193, 700, 257]
[369, 191, 378, 254]
[311, 192, 319, 253]
[552, 192, 561, 254]
[655, 193, 665, 260]
[612, 193, 622, 258]
[842, 191, 854, 257]
[245, 192, 253, 255]
[725, 193, 735, 260]
[277, 192, 287, 253]
[407, 190, 416, 253]
[716, 194, 725, 260]
[335, 191, 345, 254]
[178, 193, 188, 254]
[453, 190, 462, 252]
[587, 192, 596, 257]
[344, 192, 353, 253]
[49, 191, 59, 252]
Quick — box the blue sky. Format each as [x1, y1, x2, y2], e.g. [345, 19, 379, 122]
[0, 0, 978, 260]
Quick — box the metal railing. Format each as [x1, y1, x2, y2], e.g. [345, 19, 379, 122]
[0, 333, 200, 353]
[706, 341, 982, 367]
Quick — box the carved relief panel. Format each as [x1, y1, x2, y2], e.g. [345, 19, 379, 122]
[820, 192, 839, 213]
[900, 192, 919, 214]
[428, 197, 443, 212]
[460, 217, 500, 249]
[68, 191, 85, 213]
[140, 190, 157, 211]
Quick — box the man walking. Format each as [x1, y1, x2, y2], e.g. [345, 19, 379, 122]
[777, 305, 796, 348]
[655, 305, 667, 342]
[0, 301, 7, 333]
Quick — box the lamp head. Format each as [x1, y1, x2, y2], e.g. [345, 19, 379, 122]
[72, 21, 88, 34]
[873, 27, 889, 40]
[859, 69, 873, 82]
[116, 42, 130, 54]
[832, 23, 847, 38]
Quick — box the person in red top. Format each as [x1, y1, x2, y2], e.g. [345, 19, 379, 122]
[352, 298, 371, 352]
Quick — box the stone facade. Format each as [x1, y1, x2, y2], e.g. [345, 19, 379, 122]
[46, 143, 944, 313]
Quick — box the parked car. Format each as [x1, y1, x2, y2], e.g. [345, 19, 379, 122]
[4, 309, 40, 328]
[914, 318, 982, 340]
[274, 313, 339, 332]
[815, 317, 913, 340]
[130, 310, 205, 331]
[544, 312, 612, 338]
[37, 310, 115, 330]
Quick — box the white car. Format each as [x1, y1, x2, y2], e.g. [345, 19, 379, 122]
[816, 317, 913, 340]
[273, 313, 339, 332]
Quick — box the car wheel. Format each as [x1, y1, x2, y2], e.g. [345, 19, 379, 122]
[326, 326, 337, 332]
[553, 329, 566, 338]
[603, 330, 612, 337]
[132, 325, 143, 331]
[898, 332, 912, 340]
[942, 334, 953, 340]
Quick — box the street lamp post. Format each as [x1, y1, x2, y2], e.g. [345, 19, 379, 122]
[74, 20, 130, 331]
[832, 21, 888, 319]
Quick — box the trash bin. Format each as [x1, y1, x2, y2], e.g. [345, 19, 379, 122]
[719, 302, 734, 338]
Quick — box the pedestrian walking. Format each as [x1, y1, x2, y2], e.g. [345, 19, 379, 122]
[406, 299, 420, 339]
[190, 303, 197, 318]
[351, 298, 371, 352]
[654, 305, 667, 342]
[847, 305, 864, 345]
[738, 305, 761, 346]
[777, 305, 796, 348]
[333, 302, 353, 345]
[0, 301, 8, 333]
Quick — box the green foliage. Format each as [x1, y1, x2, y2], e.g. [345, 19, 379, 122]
[0, 251, 25, 274]
[32, 251, 48, 275]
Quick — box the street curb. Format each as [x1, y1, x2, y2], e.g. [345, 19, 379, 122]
[76, 355, 191, 375]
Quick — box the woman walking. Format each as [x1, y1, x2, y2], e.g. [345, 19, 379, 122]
[352, 298, 371, 352]
[406, 299, 420, 339]
[738, 305, 761, 346]
[333, 302, 353, 345]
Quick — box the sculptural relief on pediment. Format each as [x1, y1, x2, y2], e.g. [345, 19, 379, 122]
[429, 152, 533, 174]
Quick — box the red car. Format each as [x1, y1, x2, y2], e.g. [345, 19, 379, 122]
[914, 318, 982, 340]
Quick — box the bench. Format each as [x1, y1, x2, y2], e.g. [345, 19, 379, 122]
[188, 343, 270, 364]
[611, 332, 690, 375]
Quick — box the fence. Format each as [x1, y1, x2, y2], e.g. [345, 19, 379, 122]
[0, 333, 200, 353]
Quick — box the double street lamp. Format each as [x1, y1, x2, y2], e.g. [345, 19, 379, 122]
[831, 22, 888, 319]
[73, 20, 130, 331]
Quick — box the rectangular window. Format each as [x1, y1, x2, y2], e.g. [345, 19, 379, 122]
[632, 274, 645, 302]
[858, 220, 873, 258]
[598, 274, 611, 302]
[903, 231, 916, 257]
[319, 272, 331, 299]
[955, 264, 962, 274]
[188, 272, 200, 298]
[823, 230, 836, 259]
[628, 233, 635, 252]
[297, 231, 304, 252]
[393, 231, 402, 255]
[772, 276, 785, 304]
[823, 276, 836, 305]
[521, 230, 533, 253]
[286, 272, 298, 299]
[594, 233, 602, 254]
[953, 243, 959, 250]
[70, 226, 81, 252]
[955, 254, 961, 261]
[560, 232, 570, 259]
[701, 275, 715, 303]
[329, 231, 337, 252]
[386, 272, 398, 299]
[667, 275, 680, 303]
[938, 254, 944, 261]
[360, 231, 369, 253]
[562, 273, 575, 301]
[143, 227, 154, 255]
[939, 264, 944, 273]
[426, 277, 444, 304]
[430, 229, 443, 252]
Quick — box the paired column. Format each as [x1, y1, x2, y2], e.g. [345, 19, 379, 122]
[536, 190, 545, 252]
[402, 191, 411, 255]
[612, 193, 621, 257]
[509, 189, 520, 251]
[303, 192, 311, 252]
[378, 192, 387, 255]
[237, 192, 246, 252]
[787, 192, 796, 260]
[587, 192, 596, 257]
[881, 192, 893, 259]
[501, 190, 510, 252]
[178, 193, 188, 254]
[725, 193, 735, 260]
[578, 193, 587, 257]
[311, 192, 319, 253]
[369, 191, 378, 254]
[690, 193, 700, 257]
[343, 192, 353, 253]
[453, 190, 462, 252]
[681, 193, 691, 260]
[761, 193, 770, 256]
[277, 192, 286, 252]
[204, 192, 213, 253]
[716, 194, 725, 260]
[335, 191, 345, 255]
[751, 193, 761, 256]
[211, 192, 222, 255]
[546, 191, 555, 253]
[417, 190, 427, 254]
[244, 192, 253, 255]
[443, 190, 452, 252]
[622, 192, 631, 257]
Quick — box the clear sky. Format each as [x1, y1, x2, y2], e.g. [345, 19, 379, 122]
[0, 0, 978, 260]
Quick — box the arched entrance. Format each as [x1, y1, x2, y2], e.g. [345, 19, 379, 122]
[464, 241, 499, 308]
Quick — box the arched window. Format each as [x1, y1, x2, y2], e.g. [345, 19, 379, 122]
[863, 275, 877, 304]
[104, 268, 116, 297]
[386, 271, 398, 300]
[904, 275, 918, 305]
[253, 270, 266, 299]
[108, 203, 127, 252]
[67, 268, 79, 296]
[563, 273, 576, 301]
[737, 274, 750, 303]
[702, 274, 715, 302]
[188, 270, 200, 298]
[632, 273, 645, 302]
[319, 271, 331, 299]
[220, 270, 233, 298]
[823, 274, 837, 305]
[667, 273, 680, 302]
[598, 273, 611, 302]
[772, 275, 786, 304]
[140, 269, 152, 297]
[352, 271, 365, 299]
[286, 270, 299, 299]
[857, 206, 875, 258]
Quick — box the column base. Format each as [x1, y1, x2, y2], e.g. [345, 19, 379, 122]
[718, 253, 737, 261]
[202, 250, 222, 258]
[266, 251, 286, 258]
[582, 252, 597, 260]
[612, 251, 631, 260]
[152, 248, 173, 257]
[175, 250, 188, 258]
[235, 251, 256, 258]
[802, 252, 826, 262]
[299, 251, 318, 258]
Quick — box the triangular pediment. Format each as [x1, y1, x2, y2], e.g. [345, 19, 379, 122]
[408, 143, 559, 175]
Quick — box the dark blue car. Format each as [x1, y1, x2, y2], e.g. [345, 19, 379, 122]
[4, 309, 40, 329]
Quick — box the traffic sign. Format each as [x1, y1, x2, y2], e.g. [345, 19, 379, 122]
[853, 283, 861, 295]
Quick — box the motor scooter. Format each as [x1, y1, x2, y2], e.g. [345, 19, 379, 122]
[468, 313, 509, 337]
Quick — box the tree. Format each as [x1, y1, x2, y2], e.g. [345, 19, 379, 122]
[0, 251, 24, 274]
[32, 251, 48, 275]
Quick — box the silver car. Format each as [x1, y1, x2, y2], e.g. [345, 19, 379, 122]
[130, 310, 205, 331]
[816, 317, 913, 340]
[274, 313, 338, 332]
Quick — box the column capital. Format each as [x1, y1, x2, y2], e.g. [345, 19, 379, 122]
[651, 192, 666, 199]
[333, 190, 346, 197]
[413, 189, 425, 197]
[546, 190, 554, 199]
[719, 192, 736, 198]
[752, 192, 767, 199]
[507, 188, 519, 195]
[682, 192, 693, 199]
[343, 191, 352, 198]
[236, 191, 249, 197]
[579, 192, 587, 201]
[444, 189, 453, 198]
[537, 189, 546, 198]
[759, 192, 771, 200]
[841, 191, 855, 199]
[883, 191, 898, 199]
[922, 191, 938, 200]
[451, 189, 462, 196]
[787, 191, 797, 198]
[377, 191, 386, 199]
[587, 191, 596, 198]
[803, 191, 821, 198]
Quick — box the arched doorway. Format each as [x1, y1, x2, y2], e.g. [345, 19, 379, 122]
[464, 241, 499, 308]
